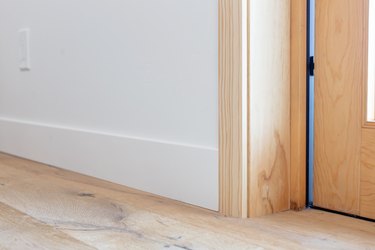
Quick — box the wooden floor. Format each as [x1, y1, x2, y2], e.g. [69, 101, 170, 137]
[0, 153, 374, 250]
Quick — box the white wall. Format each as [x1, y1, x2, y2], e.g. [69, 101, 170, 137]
[0, 0, 219, 210]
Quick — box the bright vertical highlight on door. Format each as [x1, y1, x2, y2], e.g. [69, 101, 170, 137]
[367, 0, 375, 121]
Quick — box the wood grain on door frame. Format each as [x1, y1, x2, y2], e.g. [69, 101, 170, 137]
[247, 0, 291, 217]
[218, 0, 248, 218]
[290, 0, 307, 211]
[219, 0, 300, 218]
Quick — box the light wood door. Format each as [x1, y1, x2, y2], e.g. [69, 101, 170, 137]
[314, 0, 375, 219]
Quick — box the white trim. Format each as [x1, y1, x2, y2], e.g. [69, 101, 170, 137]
[0, 117, 219, 210]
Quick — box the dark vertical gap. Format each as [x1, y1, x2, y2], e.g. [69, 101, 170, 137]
[306, 0, 312, 207]
[306, 0, 315, 207]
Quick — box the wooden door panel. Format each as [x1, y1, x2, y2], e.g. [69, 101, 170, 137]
[314, 0, 364, 214]
[360, 128, 375, 218]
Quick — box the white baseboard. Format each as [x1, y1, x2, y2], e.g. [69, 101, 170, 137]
[0, 117, 218, 210]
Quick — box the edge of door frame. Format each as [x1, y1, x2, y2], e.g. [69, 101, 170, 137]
[218, 0, 248, 218]
[219, 0, 307, 217]
[290, 0, 307, 210]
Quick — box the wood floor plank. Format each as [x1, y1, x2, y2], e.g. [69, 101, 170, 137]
[251, 210, 375, 250]
[0, 155, 296, 249]
[0, 201, 94, 250]
[0, 153, 374, 250]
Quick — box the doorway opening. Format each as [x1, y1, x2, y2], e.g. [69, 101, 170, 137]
[306, 0, 375, 222]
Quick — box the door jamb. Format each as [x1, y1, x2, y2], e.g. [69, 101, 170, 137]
[219, 0, 308, 217]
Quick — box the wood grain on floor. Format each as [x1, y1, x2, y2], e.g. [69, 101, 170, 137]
[0, 153, 374, 250]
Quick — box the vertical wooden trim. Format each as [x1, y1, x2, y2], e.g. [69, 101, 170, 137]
[247, 0, 291, 217]
[218, 0, 248, 218]
[290, 0, 307, 210]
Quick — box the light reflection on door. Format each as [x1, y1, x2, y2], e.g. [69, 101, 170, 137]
[367, 0, 375, 121]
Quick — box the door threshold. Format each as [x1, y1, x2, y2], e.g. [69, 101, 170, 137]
[309, 206, 375, 223]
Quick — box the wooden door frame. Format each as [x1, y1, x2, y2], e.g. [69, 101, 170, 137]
[290, 0, 307, 211]
[218, 0, 307, 217]
[218, 0, 248, 218]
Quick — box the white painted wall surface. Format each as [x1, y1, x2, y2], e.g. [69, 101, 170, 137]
[0, 0, 218, 210]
